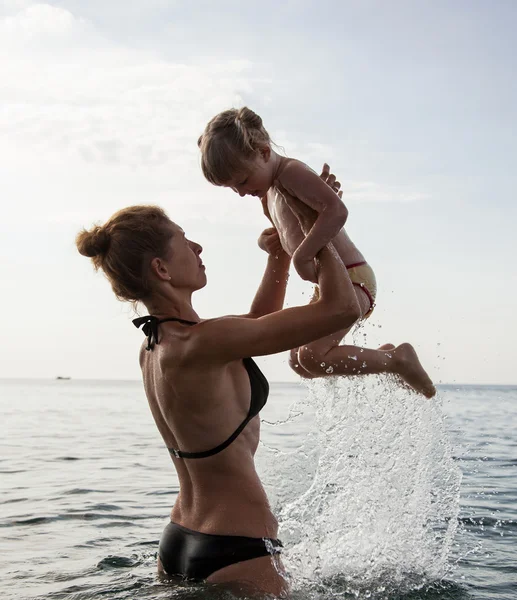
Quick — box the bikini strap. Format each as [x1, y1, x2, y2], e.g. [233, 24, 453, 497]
[132, 315, 198, 351]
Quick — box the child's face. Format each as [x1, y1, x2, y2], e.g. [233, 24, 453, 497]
[224, 148, 274, 199]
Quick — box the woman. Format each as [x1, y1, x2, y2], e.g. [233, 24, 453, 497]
[75, 172, 361, 597]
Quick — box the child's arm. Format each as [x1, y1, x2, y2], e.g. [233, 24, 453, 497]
[278, 161, 348, 282]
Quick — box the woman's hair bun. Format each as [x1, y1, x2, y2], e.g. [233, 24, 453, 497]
[76, 225, 111, 258]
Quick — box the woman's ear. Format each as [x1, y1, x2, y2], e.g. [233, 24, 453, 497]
[150, 257, 171, 282]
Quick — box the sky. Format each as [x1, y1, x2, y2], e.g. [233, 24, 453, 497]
[1, 0, 516, 384]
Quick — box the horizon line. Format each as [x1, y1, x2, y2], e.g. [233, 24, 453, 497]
[0, 377, 516, 387]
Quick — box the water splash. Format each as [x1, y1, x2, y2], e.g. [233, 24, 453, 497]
[261, 376, 461, 598]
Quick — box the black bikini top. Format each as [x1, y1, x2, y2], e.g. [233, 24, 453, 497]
[132, 315, 269, 459]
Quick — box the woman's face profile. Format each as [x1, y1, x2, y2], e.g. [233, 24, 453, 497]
[161, 223, 207, 291]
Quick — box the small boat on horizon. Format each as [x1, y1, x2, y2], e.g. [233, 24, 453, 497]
[56, 376, 71, 380]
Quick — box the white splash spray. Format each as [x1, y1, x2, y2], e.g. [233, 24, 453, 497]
[260, 376, 461, 598]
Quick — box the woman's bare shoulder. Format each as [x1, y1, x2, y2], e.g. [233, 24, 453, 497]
[157, 315, 249, 370]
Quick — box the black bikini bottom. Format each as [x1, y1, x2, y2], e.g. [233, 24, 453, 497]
[159, 521, 283, 580]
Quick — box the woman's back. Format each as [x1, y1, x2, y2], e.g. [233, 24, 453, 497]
[138, 319, 278, 537]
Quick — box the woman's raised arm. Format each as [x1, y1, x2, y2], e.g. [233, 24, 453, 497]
[183, 241, 360, 364]
[244, 228, 291, 319]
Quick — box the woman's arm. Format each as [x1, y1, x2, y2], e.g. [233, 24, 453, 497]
[278, 161, 348, 281]
[183, 241, 361, 365]
[245, 228, 291, 318]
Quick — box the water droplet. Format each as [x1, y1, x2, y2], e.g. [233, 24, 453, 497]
[320, 362, 326, 367]
[325, 366, 334, 374]
[348, 355, 358, 361]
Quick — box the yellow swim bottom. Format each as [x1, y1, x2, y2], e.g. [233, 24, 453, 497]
[312, 261, 377, 319]
[346, 261, 377, 318]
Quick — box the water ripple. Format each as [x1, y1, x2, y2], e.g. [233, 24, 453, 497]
[97, 555, 141, 569]
[4, 512, 154, 528]
[63, 488, 107, 496]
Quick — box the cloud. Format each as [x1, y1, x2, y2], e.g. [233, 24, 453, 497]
[0, 0, 33, 14]
[1, 0, 428, 240]
[1, 5, 258, 169]
[0, 2, 90, 44]
[0, 2, 272, 225]
[344, 182, 431, 203]
[268, 138, 428, 204]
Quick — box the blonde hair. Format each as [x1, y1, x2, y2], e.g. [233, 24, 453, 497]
[76, 205, 174, 303]
[198, 107, 271, 185]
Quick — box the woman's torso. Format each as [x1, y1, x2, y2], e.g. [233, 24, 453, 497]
[139, 319, 278, 539]
[266, 156, 366, 266]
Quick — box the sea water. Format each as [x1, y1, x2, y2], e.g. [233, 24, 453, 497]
[1, 378, 516, 600]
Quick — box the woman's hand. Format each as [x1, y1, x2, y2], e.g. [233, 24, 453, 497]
[258, 227, 286, 258]
[292, 251, 318, 283]
[319, 162, 343, 198]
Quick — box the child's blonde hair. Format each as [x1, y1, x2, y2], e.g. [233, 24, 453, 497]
[198, 107, 271, 186]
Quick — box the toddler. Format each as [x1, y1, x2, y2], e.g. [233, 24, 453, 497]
[198, 107, 435, 398]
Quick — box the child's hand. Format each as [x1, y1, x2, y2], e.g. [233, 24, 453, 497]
[293, 250, 318, 283]
[258, 227, 285, 258]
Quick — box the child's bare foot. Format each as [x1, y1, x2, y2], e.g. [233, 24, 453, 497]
[378, 343, 396, 351]
[394, 343, 436, 398]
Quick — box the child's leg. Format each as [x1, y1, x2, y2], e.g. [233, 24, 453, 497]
[297, 337, 435, 398]
[290, 288, 436, 398]
[288, 285, 367, 380]
[288, 286, 362, 379]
